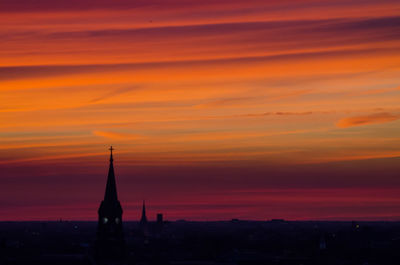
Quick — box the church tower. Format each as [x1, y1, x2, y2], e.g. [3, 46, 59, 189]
[95, 146, 125, 262]
[139, 200, 149, 238]
[140, 200, 148, 225]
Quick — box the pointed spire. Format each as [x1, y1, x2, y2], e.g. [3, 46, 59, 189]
[104, 146, 118, 201]
[109, 145, 114, 162]
[140, 200, 148, 224]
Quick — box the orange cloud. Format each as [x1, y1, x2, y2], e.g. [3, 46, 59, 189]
[92, 130, 144, 140]
[336, 112, 399, 128]
[238, 111, 313, 117]
[1, 0, 400, 177]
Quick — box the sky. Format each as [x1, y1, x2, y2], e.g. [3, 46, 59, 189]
[1, 0, 400, 221]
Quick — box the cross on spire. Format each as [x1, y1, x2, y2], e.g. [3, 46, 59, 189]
[104, 146, 117, 201]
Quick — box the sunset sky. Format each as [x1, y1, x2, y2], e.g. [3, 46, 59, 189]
[1, 0, 400, 221]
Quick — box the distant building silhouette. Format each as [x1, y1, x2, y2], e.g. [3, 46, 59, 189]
[139, 200, 149, 238]
[95, 146, 125, 263]
[140, 200, 148, 225]
[156, 213, 163, 225]
[156, 213, 164, 236]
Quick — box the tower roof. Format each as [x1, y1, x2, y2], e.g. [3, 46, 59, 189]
[104, 146, 118, 201]
[140, 200, 148, 224]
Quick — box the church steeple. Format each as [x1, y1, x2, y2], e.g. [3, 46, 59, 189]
[95, 146, 125, 262]
[140, 200, 148, 224]
[139, 200, 149, 238]
[104, 146, 118, 201]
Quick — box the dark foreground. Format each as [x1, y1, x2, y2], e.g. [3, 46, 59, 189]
[1, 220, 400, 265]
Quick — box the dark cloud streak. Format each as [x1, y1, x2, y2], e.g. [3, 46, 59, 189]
[1, 46, 398, 82]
